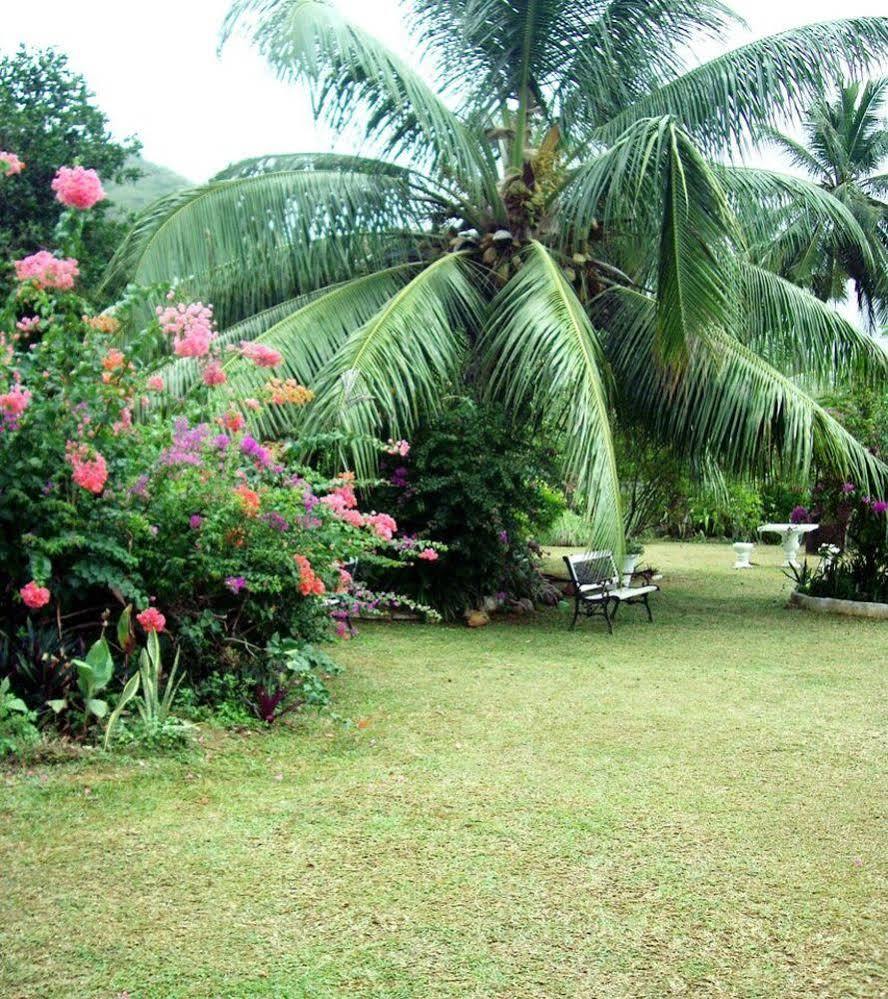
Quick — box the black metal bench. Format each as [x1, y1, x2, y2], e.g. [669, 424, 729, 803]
[563, 551, 659, 634]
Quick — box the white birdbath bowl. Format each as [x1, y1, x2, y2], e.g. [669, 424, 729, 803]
[757, 523, 820, 569]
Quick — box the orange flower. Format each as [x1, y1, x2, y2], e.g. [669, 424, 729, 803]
[102, 348, 125, 371]
[234, 483, 260, 516]
[265, 378, 315, 407]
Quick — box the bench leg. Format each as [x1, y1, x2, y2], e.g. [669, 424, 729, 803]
[570, 598, 580, 631]
[643, 594, 653, 623]
[603, 599, 614, 635]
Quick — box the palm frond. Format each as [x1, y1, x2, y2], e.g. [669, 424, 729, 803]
[303, 253, 484, 474]
[739, 263, 888, 386]
[221, 0, 497, 201]
[104, 167, 427, 324]
[479, 241, 624, 555]
[595, 18, 888, 152]
[600, 287, 888, 490]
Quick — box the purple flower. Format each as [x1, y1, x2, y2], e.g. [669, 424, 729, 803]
[872, 500, 888, 515]
[129, 474, 150, 499]
[189, 514, 204, 530]
[390, 466, 409, 488]
[212, 434, 230, 451]
[241, 434, 272, 468]
[261, 511, 290, 532]
[159, 418, 210, 467]
[842, 482, 856, 494]
[790, 506, 809, 525]
[225, 576, 247, 594]
[498, 530, 509, 545]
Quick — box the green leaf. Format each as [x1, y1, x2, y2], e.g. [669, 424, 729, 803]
[479, 241, 624, 556]
[103, 671, 141, 751]
[117, 605, 133, 651]
[86, 698, 109, 720]
[83, 637, 114, 691]
[47, 699, 67, 715]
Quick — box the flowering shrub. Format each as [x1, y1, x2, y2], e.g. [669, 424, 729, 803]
[367, 398, 562, 618]
[1, 161, 440, 741]
[0, 151, 25, 176]
[791, 484, 888, 602]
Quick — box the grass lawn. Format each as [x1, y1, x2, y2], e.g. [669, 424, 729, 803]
[2, 542, 885, 998]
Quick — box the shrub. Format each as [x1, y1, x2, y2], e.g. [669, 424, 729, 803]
[1, 160, 438, 744]
[791, 486, 888, 602]
[367, 399, 561, 618]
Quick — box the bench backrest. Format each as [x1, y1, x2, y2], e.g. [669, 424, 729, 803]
[563, 551, 619, 592]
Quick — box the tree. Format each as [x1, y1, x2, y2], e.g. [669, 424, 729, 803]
[109, 0, 888, 554]
[0, 46, 141, 296]
[762, 79, 888, 328]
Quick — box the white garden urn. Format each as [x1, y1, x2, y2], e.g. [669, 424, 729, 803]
[757, 523, 820, 569]
[732, 541, 755, 569]
[621, 553, 642, 586]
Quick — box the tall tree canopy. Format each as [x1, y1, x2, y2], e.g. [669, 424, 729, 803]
[110, 0, 888, 554]
[0, 46, 140, 296]
[762, 79, 888, 328]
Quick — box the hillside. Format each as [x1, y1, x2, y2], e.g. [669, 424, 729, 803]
[105, 157, 191, 214]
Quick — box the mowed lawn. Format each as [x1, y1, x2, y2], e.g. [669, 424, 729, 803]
[1, 543, 885, 999]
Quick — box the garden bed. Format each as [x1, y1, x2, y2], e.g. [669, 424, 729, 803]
[790, 590, 888, 620]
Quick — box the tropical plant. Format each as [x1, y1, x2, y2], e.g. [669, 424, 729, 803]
[0, 676, 40, 757]
[761, 79, 888, 327]
[108, 0, 888, 557]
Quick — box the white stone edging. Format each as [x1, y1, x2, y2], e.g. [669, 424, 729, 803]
[789, 590, 888, 620]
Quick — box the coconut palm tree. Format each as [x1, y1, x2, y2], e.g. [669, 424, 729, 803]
[109, 0, 888, 554]
[761, 79, 888, 327]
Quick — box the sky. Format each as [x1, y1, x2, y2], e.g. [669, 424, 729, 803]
[2, 0, 887, 182]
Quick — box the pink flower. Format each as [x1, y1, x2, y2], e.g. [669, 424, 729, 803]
[244, 398, 261, 411]
[240, 341, 282, 368]
[14, 251, 79, 291]
[66, 442, 108, 494]
[873, 500, 888, 515]
[147, 375, 164, 392]
[202, 360, 227, 386]
[366, 512, 397, 541]
[20, 581, 50, 610]
[51, 166, 105, 210]
[220, 410, 245, 433]
[386, 439, 410, 457]
[0, 384, 32, 429]
[0, 151, 25, 176]
[136, 607, 166, 633]
[157, 301, 216, 359]
[418, 547, 439, 561]
[16, 316, 40, 334]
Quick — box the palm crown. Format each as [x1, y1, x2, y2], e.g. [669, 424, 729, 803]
[109, 0, 888, 554]
[763, 78, 888, 326]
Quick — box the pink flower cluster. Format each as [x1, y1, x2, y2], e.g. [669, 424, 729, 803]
[16, 316, 41, 335]
[20, 581, 50, 610]
[0, 151, 25, 176]
[137, 607, 166, 633]
[156, 301, 217, 359]
[51, 166, 105, 210]
[240, 341, 282, 368]
[14, 251, 79, 291]
[202, 359, 227, 386]
[66, 442, 108, 494]
[0, 384, 32, 429]
[319, 479, 398, 539]
[386, 439, 410, 457]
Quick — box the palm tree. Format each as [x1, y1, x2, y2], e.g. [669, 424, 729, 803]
[109, 0, 888, 554]
[762, 79, 888, 327]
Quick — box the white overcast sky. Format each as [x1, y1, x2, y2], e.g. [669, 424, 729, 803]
[2, 0, 886, 182]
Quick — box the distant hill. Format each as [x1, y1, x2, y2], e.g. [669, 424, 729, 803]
[106, 157, 192, 215]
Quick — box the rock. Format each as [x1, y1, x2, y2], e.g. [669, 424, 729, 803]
[466, 611, 490, 628]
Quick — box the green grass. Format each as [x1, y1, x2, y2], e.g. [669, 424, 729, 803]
[2, 543, 886, 998]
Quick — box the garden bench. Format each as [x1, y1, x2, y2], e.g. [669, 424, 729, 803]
[563, 551, 659, 634]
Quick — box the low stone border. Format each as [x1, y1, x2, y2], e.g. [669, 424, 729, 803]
[789, 590, 888, 620]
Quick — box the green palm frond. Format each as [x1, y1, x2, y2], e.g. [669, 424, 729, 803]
[104, 167, 427, 324]
[479, 241, 624, 555]
[601, 287, 887, 490]
[739, 263, 888, 386]
[217, 263, 426, 436]
[221, 0, 497, 201]
[595, 18, 888, 151]
[303, 253, 484, 475]
[715, 164, 877, 268]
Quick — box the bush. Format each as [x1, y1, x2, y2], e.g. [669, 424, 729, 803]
[368, 399, 562, 618]
[0, 160, 437, 745]
[792, 486, 888, 603]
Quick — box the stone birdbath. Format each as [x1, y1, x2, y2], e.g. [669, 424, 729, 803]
[757, 523, 820, 569]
